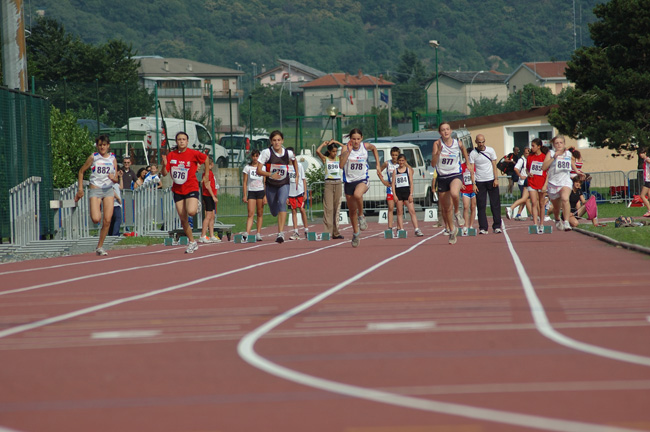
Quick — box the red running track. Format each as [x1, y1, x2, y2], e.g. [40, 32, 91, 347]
[0, 218, 649, 432]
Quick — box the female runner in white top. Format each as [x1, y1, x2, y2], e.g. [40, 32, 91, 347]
[75, 135, 119, 256]
[542, 135, 582, 231]
[338, 128, 384, 247]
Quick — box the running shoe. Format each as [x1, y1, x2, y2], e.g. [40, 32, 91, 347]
[454, 212, 465, 227]
[462, 227, 468, 236]
[289, 232, 300, 241]
[415, 228, 424, 237]
[256, 233, 262, 241]
[448, 228, 458, 244]
[198, 235, 210, 243]
[95, 247, 108, 256]
[494, 228, 502, 234]
[359, 216, 368, 231]
[304, 230, 310, 239]
[563, 220, 572, 231]
[544, 216, 552, 222]
[479, 229, 488, 235]
[515, 216, 527, 221]
[185, 241, 198, 254]
[210, 236, 222, 243]
[537, 225, 544, 235]
[555, 220, 564, 231]
[442, 228, 450, 236]
[275, 233, 285, 244]
[351, 232, 360, 248]
[506, 207, 513, 220]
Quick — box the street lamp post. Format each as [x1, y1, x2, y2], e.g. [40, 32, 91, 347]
[469, 70, 485, 111]
[429, 40, 442, 128]
[279, 77, 289, 131]
[251, 62, 257, 91]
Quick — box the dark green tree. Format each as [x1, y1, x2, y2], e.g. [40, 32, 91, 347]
[50, 107, 95, 188]
[390, 50, 427, 115]
[468, 96, 506, 117]
[504, 84, 558, 112]
[549, 0, 650, 149]
[240, 84, 303, 130]
[27, 17, 154, 127]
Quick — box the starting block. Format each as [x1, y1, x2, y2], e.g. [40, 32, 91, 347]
[458, 227, 477, 236]
[384, 229, 394, 239]
[164, 237, 177, 246]
[528, 225, 553, 234]
[397, 230, 407, 238]
[178, 236, 189, 245]
[307, 232, 330, 241]
[234, 234, 257, 243]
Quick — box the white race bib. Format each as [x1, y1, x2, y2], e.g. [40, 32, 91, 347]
[529, 161, 543, 176]
[347, 158, 366, 176]
[395, 172, 410, 187]
[463, 171, 472, 185]
[171, 165, 188, 185]
[326, 161, 341, 180]
[555, 156, 571, 173]
[270, 164, 287, 180]
[440, 154, 458, 167]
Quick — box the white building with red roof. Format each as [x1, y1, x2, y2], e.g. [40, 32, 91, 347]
[506, 61, 572, 95]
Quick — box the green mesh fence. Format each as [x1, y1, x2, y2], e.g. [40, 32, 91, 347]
[0, 87, 54, 242]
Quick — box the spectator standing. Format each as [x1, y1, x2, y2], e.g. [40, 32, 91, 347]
[108, 165, 123, 236]
[316, 140, 344, 239]
[507, 147, 532, 221]
[503, 147, 520, 199]
[199, 157, 220, 243]
[143, 163, 162, 187]
[242, 149, 266, 241]
[639, 147, 650, 217]
[121, 156, 137, 190]
[287, 148, 309, 240]
[468, 134, 502, 234]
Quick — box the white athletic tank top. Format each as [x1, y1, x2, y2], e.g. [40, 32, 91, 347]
[436, 139, 462, 177]
[89, 153, 116, 188]
[343, 144, 368, 183]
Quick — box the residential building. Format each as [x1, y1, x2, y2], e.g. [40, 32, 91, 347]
[300, 70, 394, 117]
[426, 70, 508, 115]
[136, 56, 245, 131]
[506, 61, 571, 95]
[448, 106, 589, 157]
[255, 59, 326, 94]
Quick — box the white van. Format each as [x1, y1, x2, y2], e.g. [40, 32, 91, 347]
[350, 141, 435, 210]
[218, 134, 270, 166]
[123, 117, 229, 167]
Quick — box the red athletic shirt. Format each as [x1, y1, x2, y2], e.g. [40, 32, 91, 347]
[526, 153, 547, 190]
[165, 148, 207, 195]
[202, 170, 217, 197]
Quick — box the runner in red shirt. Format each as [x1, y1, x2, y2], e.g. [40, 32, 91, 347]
[526, 138, 549, 234]
[161, 131, 208, 253]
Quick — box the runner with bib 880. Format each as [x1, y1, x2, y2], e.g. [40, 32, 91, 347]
[431, 122, 471, 245]
[542, 135, 583, 231]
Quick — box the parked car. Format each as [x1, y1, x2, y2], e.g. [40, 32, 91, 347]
[218, 134, 270, 167]
[123, 117, 229, 168]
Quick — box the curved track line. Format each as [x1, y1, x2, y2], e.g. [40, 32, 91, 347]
[237, 234, 640, 432]
[502, 227, 650, 367]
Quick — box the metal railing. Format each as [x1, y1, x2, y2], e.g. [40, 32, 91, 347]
[53, 182, 90, 240]
[9, 177, 42, 246]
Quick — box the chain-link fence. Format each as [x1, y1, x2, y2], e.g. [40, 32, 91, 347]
[0, 87, 53, 242]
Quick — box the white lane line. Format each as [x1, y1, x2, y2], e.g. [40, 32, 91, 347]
[237, 233, 640, 432]
[502, 227, 650, 367]
[367, 321, 436, 331]
[0, 242, 272, 297]
[91, 330, 161, 339]
[0, 247, 174, 276]
[0, 235, 357, 339]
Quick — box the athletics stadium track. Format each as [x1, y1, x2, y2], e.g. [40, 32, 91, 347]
[0, 218, 649, 432]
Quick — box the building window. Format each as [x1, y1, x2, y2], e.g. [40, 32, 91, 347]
[270, 74, 276, 81]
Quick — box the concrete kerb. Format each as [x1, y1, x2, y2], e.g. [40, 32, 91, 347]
[572, 227, 650, 256]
